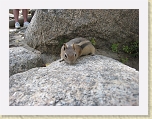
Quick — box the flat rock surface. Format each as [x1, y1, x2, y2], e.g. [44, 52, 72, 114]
[9, 55, 139, 106]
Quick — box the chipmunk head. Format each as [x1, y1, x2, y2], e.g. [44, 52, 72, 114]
[62, 43, 78, 64]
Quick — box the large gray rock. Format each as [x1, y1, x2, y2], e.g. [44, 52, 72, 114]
[9, 47, 43, 76]
[24, 9, 139, 54]
[9, 55, 139, 106]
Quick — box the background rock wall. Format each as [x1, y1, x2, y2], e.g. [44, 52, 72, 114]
[25, 9, 139, 54]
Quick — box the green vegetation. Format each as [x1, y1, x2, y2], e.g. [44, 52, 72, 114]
[90, 38, 96, 46]
[111, 43, 119, 53]
[111, 40, 138, 58]
[122, 40, 139, 58]
[111, 40, 138, 65]
[120, 57, 128, 64]
[59, 39, 68, 47]
[122, 45, 130, 54]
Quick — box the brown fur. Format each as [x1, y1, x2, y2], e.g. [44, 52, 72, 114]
[60, 37, 95, 64]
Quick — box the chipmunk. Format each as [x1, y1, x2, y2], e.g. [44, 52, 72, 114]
[60, 37, 95, 64]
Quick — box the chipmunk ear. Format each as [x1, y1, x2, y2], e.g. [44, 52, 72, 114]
[63, 43, 67, 50]
[73, 44, 81, 50]
[72, 44, 75, 50]
[73, 44, 82, 56]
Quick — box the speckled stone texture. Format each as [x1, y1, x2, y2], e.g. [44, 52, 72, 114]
[24, 9, 139, 54]
[9, 47, 43, 76]
[9, 55, 139, 106]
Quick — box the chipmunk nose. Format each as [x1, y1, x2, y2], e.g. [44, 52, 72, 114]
[68, 59, 76, 65]
[69, 61, 75, 65]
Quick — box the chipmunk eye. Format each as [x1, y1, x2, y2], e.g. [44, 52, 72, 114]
[64, 54, 67, 58]
[63, 43, 67, 51]
[74, 53, 76, 57]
